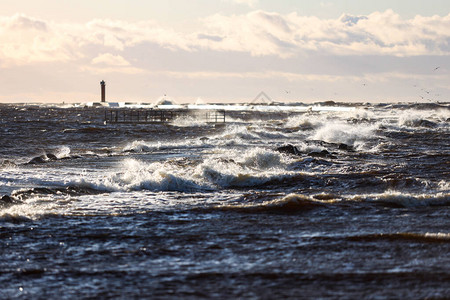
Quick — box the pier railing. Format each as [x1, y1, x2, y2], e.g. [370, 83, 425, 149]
[104, 109, 226, 124]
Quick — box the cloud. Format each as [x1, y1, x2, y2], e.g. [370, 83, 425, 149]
[159, 70, 359, 82]
[3, 13, 47, 31]
[86, 53, 145, 75]
[198, 10, 298, 57]
[0, 14, 64, 66]
[157, 69, 447, 83]
[87, 53, 145, 74]
[199, 9, 450, 57]
[1, 9, 450, 69]
[197, 33, 224, 42]
[81, 65, 145, 75]
[340, 14, 368, 26]
[222, 0, 259, 8]
[92, 53, 130, 66]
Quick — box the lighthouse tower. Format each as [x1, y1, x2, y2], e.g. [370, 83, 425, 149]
[100, 80, 106, 102]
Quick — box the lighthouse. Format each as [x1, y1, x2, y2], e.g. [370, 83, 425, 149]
[100, 80, 106, 102]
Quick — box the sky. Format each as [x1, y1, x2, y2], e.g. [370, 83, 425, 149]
[1, 0, 449, 103]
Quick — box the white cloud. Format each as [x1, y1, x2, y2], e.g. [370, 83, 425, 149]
[156, 69, 447, 84]
[92, 53, 130, 66]
[160, 70, 359, 82]
[196, 10, 450, 57]
[81, 65, 145, 75]
[222, 0, 259, 8]
[5, 13, 47, 31]
[1, 10, 450, 67]
[88, 53, 145, 74]
[0, 14, 76, 66]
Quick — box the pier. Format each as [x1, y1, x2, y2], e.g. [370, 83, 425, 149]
[104, 108, 226, 124]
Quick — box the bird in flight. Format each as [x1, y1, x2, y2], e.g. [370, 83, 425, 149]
[433, 67, 440, 71]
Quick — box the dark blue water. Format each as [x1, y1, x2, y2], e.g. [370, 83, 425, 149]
[1, 103, 449, 299]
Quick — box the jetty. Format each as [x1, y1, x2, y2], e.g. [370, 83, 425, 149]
[96, 80, 356, 125]
[104, 108, 226, 124]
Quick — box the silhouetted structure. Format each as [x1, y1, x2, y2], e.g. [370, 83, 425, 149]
[104, 109, 226, 124]
[100, 80, 106, 102]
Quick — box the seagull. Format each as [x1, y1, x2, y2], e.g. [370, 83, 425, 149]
[433, 67, 440, 71]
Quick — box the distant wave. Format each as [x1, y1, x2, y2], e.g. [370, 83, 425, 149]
[346, 232, 450, 243]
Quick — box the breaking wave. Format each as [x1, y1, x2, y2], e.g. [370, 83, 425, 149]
[351, 191, 450, 208]
[347, 232, 450, 243]
[212, 194, 331, 213]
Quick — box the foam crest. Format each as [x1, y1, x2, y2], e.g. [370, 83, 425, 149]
[240, 148, 282, 169]
[438, 180, 450, 192]
[310, 121, 378, 147]
[72, 158, 194, 193]
[214, 193, 329, 213]
[197, 163, 304, 189]
[353, 191, 450, 207]
[193, 148, 295, 188]
[264, 193, 331, 210]
[0, 195, 65, 221]
[217, 125, 260, 141]
[122, 140, 161, 152]
[284, 113, 334, 131]
[171, 115, 207, 127]
[285, 117, 320, 130]
[53, 146, 71, 158]
[346, 232, 450, 243]
[122, 139, 204, 153]
[397, 109, 449, 128]
[77, 148, 293, 192]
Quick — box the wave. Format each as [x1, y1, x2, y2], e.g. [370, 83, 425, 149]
[215, 125, 262, 141]
[346, 232, 450, 243]
[209, 191, 450, 214]
[211, 194, 331, 213]
[0, 191, 68, 221]
[64, 149, 306, 192]
[171, 115, 208, 127]
[70, 158, 208, 193]
[397, 109, 449, 128]
[121, 139, 208, 153]
[122, 140, 162, 153]
[351, 191, 450, 208]
[309, 121, 379, 148]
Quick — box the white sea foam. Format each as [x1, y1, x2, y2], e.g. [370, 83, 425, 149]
[240, 148, 283, 169]
[351, 191, 450, 207]
[122, 139, 205, 153]
[171, 115, 208, 127]
[218, 124, 260, 141]
[53, 145, 71, 158]
[0, 195, 67, 220]
[438, 180, 450, 192]
[2, 103, 448, 222]
[69, 147, 296, 193]
[309, 121, 378, 148]
[122, 140, 162, 152]
[284, 116, 321, 130]
[397, 109, 449, 128]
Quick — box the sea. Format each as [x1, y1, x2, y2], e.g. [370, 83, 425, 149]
[0, 102, 449, 299]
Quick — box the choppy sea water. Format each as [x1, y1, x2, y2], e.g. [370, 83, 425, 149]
[0, 102, 449, 299]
